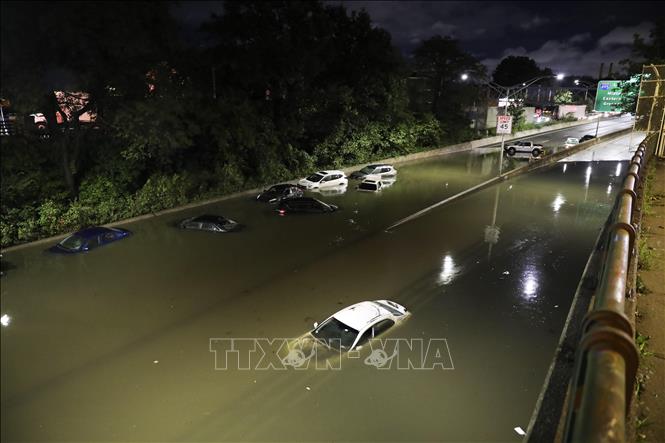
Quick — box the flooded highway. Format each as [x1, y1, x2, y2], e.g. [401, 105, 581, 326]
[1, 143, 628, 441]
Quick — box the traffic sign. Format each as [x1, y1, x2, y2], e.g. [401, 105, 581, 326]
[594, 80, 623, 112]
[497, 115, 512, 134]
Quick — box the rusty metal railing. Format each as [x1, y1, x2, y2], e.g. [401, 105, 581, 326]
[562, 133, 656, 442]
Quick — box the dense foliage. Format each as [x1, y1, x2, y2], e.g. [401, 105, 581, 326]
[1, 1, 474, 247]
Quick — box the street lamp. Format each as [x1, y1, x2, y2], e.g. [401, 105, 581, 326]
[460, 73, 469, 81]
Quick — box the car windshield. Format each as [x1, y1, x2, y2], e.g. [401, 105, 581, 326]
[359, 182, 378, 191]
[359, 166, 375, 174]
[59, 235, 85, 250]
[312, 317, 359, 350]
[306, 173, 325, 182]
[374, 301, 404, 316]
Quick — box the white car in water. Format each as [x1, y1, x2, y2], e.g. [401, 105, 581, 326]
[564, 137, 580, 148]
[311, 300, 409, 351]
[357, 176, 383, 192]
[350, 164, 397, 180]
[298, 170, 348, 190]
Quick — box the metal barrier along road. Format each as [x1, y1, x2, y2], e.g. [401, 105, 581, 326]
[562, 133, 656, 442]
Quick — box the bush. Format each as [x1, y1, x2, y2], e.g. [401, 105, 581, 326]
[37, 199, 65, 237]
[130, 174, 195, 215]
[214, 162, 247, 194]
[313, 117, 444, 168]
[78, 176, 128, 222]
[60, 200, 94, 231]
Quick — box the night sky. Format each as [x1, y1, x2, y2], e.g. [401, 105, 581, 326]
[172, 1, 660, 78]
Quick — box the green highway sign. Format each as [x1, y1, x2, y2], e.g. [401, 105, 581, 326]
[594, 80, 623, 112]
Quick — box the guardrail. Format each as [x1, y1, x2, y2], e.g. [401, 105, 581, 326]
[561, 132, 656, 443]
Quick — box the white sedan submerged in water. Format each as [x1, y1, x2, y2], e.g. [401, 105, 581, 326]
[311, 300, 408, 351]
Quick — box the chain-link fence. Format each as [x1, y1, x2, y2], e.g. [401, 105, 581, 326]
[634, 64, 664, 157]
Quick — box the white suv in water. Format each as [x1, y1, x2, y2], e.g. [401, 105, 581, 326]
[298, 170, 348, 190]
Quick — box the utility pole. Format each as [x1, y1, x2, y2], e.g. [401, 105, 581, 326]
[212, 67, 217, 100]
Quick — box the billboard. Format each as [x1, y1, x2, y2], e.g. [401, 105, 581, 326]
[593, 80, 623, 112]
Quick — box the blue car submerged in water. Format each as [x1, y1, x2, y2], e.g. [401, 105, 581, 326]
[48, 227, 132, 254]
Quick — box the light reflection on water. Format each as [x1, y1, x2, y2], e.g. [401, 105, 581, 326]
[437, 254, 458, 286]
[0, 155, 628, 442]
[551, 193, 566, 213]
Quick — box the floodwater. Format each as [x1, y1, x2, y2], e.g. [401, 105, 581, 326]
[1, 148, 627, 441]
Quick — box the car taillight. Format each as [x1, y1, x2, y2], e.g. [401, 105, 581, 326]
[278, 209, 286, 215]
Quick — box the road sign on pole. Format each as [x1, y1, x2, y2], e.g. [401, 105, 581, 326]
[497, 115, 512, 134]
[594, 80, 623, 112]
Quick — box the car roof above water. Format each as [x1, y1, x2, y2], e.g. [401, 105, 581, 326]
[71, 226, 117, 238]
[333, 301, 392, 330]
[269, 184, 295, 190]
[189, 214, 229, 223]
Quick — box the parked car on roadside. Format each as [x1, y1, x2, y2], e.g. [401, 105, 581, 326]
[350, 164, 397, 180]
[178, 214, 240, 233]
[275, 197, 338, 215]
[298, 170, 348, 190]
[48, 227, 131, 254]
[311, 300, 409, 351]
[256, 184, 303, 203]
[504, 140, 544, 156]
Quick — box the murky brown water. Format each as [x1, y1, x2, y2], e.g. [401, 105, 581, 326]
[1, 150, 626, 441]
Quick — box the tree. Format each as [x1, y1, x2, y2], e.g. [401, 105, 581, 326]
[507, 98, 525, 132]
[621, 17, 665, 74]
[619, 74, 642, 113]
[554, 90, 574, 104]
[202, 1, 410, 156]
[0, 1, 182, 195]
[411, 36, 485, 136]
[492, 56, 552, 87]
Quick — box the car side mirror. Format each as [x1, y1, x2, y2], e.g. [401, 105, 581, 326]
[313, 322, 318, 329]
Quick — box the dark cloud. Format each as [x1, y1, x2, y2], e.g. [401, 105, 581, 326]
[175, 1, 660, 76]
[335, 1, 659, 76]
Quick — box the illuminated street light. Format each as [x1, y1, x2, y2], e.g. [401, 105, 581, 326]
[461, 73, 469, 81]
[556, 73, 565, 80]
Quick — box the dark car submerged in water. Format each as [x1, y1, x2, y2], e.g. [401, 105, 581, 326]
[256, 184, 304, 203]
[48, 227, 132, 254]
[275, 197, 338, 215]
[178, 214, 241, 233]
